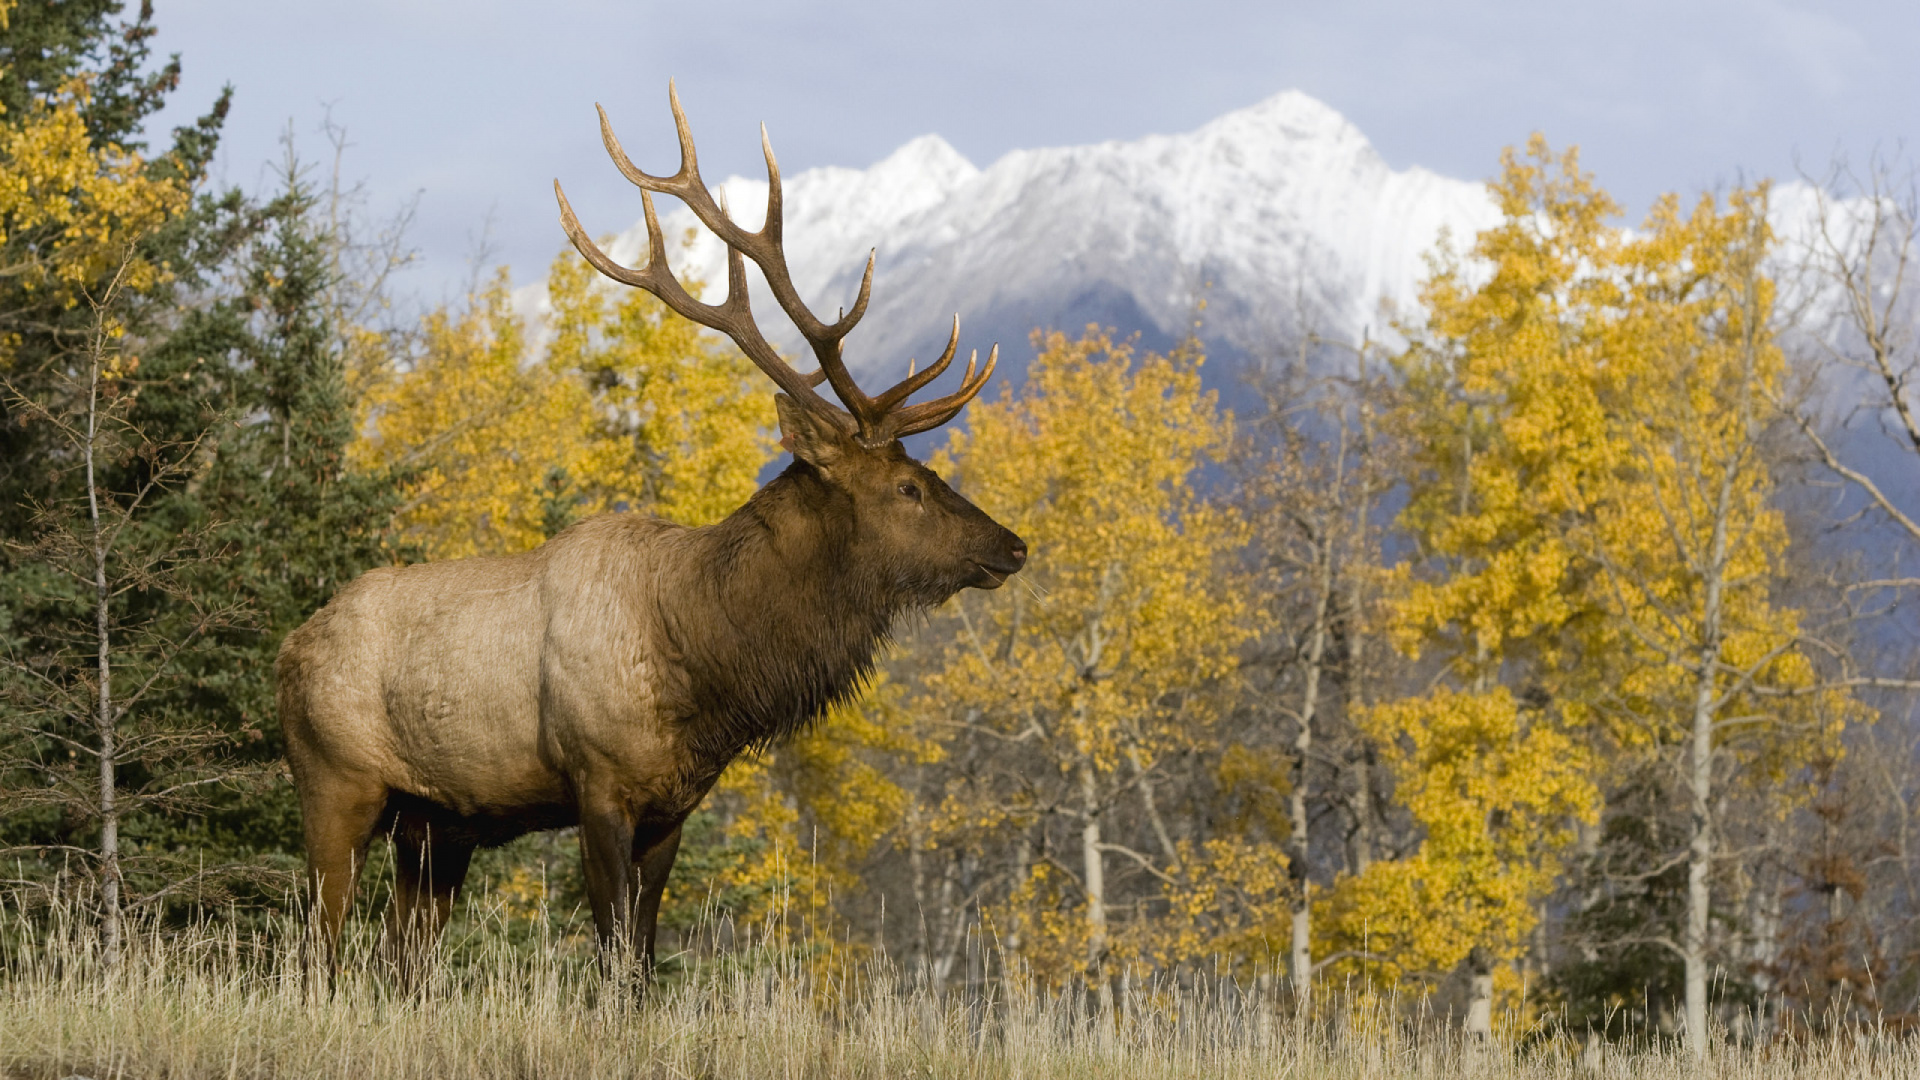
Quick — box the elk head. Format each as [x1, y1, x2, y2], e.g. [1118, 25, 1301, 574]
[554, 83, 1025, 601]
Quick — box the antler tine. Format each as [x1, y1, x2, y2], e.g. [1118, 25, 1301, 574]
[554, 177, 852, 429]
[750, 126, 880, 433]
[598, 91, 763, 281]
[556, 180, 675, 301]
[566, 85, 997, 444]
[886, 344, 999, 439]
[869, 314, 960, 415]
[598, 103, 681, 195]
[842, 251, 876, 333]
[759, 124, 783, 245]
[754, 123, 871, 344]
[604, 86, 877, 433]
[666, 80, 700, 185]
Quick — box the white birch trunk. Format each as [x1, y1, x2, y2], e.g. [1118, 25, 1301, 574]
[84, 325, 121, 973]
[1078, 757, 1112, 1022]
[1685, 643, 1718, 1058]
[1290, 536, 1334, 1005]
[1465, 947, 1494, 1038]
[906, 802, 935, 987]
[1684, 437, 1735, 1060]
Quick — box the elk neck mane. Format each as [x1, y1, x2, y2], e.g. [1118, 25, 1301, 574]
[658, 460, 909, 759]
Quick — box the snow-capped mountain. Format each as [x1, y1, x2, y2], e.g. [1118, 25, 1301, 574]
[530, 91, 1502, 388]
[529, 90, 1870, 400]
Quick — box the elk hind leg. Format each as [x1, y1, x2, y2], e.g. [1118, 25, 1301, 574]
[299, 773, 387, 976]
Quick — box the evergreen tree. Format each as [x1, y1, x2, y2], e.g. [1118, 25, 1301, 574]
[1, 3, 401, 900]
[0, 0, 230, 892]
[151, 156, 405, 874]
[1, 0, 233, 534]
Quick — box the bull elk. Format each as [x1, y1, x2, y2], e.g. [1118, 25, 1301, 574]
[277, 84, 1025, 977]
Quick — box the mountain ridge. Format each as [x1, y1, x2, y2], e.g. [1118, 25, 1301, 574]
[524, 91, 1854, 398]
[524, 90, 1503, 386]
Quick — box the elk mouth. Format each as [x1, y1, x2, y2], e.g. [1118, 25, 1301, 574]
[969, 560, 1020, 590]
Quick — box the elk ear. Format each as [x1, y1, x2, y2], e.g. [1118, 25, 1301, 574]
[775, 394, 854, 475]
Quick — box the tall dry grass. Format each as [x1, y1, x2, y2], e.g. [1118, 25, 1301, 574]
[3, 891, 1916, 1080]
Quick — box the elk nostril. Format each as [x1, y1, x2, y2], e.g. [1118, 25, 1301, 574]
[1010, 542, 1027, 566]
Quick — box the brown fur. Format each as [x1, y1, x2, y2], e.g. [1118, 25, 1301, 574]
[278, 411, 1023, 976]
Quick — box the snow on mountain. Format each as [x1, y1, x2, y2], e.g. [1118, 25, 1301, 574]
[523, 90, 1895, 402]
[526, 91, 1503, 386]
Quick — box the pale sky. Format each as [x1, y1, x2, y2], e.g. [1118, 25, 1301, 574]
[146, 0, 1915, 308]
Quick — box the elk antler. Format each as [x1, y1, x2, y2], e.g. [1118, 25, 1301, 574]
[554, 81, 996, 446]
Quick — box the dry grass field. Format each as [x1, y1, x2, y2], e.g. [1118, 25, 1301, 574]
[3, 895, 1916, 1080]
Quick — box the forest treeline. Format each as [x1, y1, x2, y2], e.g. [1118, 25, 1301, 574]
[5, 0, 1920, 1053]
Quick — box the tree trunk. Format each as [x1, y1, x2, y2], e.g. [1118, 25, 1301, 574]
[1349, 751, 1375, 876]
[1290, 536, 1334, 1005]
[1008, 831, 1032, 957]
[934, 852, 963, 988]
[1078, 757, 1112, 1021]
[94, 539, 119, 972]
[1685, 651, 1716, 1057]
[906, 802, 934, 986]
[1465, 946, 1494, 1038]
[1684, 460, 1734, 1060]
[1343, 364, 1378, 880]
[1129, 747, 1178, 865]
[85, 336, 121, 973]
[1747, 866, 1781, 1042]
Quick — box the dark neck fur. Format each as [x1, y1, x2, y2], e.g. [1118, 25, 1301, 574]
[659, 462, 908, 761]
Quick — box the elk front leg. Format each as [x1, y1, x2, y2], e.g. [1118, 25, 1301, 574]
[385, 820, 475, 989]
[632, 823, 685, 978]
[579, 800, 640, 960]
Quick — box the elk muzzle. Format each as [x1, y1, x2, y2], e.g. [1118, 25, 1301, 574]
[969, 533, 1027, 590]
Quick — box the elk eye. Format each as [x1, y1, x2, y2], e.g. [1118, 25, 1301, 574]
[898, 482, 922, 502]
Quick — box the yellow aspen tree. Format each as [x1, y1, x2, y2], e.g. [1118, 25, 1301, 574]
[1318, 687, 1594, 996]
[0, 69, 186, 331]
[1361, 138, 1854, 1049]
[1577, 184, 1854, 1057]
[920, 328, 1257, 1008]
[353, 247, 778, 556]
[543, 246, 774, 526]
[350, 268, 601, 558]
[1319, 139, 1615, 1017]
[690, 673, 937, 959]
